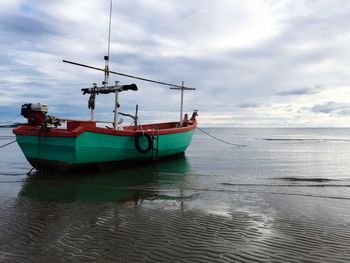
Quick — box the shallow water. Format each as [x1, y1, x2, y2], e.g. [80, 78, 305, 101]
[1, 127, 350, 262]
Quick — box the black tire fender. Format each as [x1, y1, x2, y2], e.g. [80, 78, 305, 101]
[134, 132, 152, 154]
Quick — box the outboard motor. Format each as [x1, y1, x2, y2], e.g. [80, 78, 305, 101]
[21, 103, 48, 126]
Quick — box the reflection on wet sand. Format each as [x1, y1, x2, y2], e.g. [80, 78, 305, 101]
[20, 155, 191, 203]
[1, 156, 194, 262]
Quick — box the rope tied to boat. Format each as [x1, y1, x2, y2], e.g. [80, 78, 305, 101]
[197, 127, 247, 147]
[0, 114, 21, 125]
[0, 140, 17, 148]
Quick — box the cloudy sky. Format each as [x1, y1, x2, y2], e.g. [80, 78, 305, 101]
[1, 0, 350, 127]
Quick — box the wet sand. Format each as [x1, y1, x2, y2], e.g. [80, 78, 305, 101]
[1, 170, 350, 262]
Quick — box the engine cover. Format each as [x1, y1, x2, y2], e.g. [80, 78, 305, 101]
[21, 103, 48, 126]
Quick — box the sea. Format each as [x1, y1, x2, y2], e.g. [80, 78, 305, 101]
[1, 127, 350, 262]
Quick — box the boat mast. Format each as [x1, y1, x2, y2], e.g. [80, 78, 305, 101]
[104, 0, 120, 129]
[104, 0, 112, 89]
[180, 81, 184, 126]
[90, 0, 113, 122]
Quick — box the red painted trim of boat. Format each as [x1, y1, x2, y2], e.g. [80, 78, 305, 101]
[13, 119, 197, 138]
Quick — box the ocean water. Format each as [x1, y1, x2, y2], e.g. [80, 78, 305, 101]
[1, 127, 350, 262]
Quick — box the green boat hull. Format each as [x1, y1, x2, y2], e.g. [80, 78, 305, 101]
[15, 129, 194, 171]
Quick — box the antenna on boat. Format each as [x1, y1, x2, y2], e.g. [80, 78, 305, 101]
[103, 0, 113, 88]
[89, 0, 113, 122]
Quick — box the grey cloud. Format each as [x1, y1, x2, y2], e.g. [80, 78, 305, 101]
[302, 101, 350, 116]
[310, 101, 337, 113]
[238, 103, 261, 108]
[0, 6, 58, 39]
[275, 85, 323, 96]
[338, 110, 350, 116]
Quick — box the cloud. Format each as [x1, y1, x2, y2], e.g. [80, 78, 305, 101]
[0, 14, 55, 37]
[302, 101, 350, 116]
[238, 103, 262, 108]
[275, 85, 323, 96]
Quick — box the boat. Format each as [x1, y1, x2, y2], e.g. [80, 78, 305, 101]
[13, 1, 197, 172]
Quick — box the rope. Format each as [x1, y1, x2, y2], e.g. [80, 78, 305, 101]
[63, 60, 194, 89]
[0, 114, 21, 124]
[27, 167, 36, 176]
[197, 127, 247, 147]
[0, 140, 17, 148]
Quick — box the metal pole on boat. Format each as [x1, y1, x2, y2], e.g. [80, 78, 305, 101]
[180, 81, 184, 126]
[104, 0, 113, 89]
[90, 83, 97, 121]
[114, 81, 120, 129]
[91, 107, 95, 121]
[170, 82, 196, 126]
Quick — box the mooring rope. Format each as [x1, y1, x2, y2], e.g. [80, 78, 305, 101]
[197, 127, 247, 147]
[0, 140, 17, 148]
[0, 114, 21, 124]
